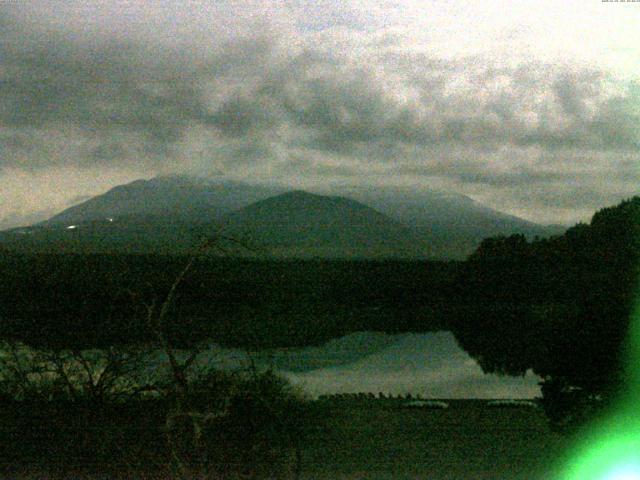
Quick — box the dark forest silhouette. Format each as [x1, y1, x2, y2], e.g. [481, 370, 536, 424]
[454, 196, 639, 430]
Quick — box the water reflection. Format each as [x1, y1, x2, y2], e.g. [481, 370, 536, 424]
[198, 331, 541, 399]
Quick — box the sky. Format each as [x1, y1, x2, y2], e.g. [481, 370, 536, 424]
[1, 0, 639, 227]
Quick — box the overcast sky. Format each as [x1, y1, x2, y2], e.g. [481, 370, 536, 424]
[1, 0, 639, 227]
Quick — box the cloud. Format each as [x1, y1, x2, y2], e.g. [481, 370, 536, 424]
[0, 14, 209, 169]
[0, 0, 638, 225]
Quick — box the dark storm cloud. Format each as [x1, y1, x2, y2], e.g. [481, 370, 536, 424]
[0, 1, 296, 170]
[0, 3, 227, 168]
[203, 55, 640, 161]
[455, 170, 588, 188]
[1, 0, 638, 205]
[0, 27, 208, 168]
[207, 94, 280, 138]
[395, 164, 568, 187]
[500, 181, 636, 219]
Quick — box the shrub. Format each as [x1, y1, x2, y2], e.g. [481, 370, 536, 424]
[156, 366, 311, 479]
[0, 344, 312, 479]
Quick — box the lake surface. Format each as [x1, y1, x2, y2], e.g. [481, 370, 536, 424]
[200, 331, 541, 399]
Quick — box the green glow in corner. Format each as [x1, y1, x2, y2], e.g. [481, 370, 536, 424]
[561, 428, 640, 480]
[558, 299, 640, 480]
[603, 465, 640, 480]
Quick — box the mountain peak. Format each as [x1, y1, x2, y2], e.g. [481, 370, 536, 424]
[262, 189, 355, 205]
[223, 190, 429, 259]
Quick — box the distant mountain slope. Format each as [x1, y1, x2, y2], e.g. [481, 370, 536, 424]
[0, 176, 564, 259]
[44, 176, 285, 226]
[222, 191, 431, 258]
[0, 215, 209, 254]
[319, 185, 565, 258]
[0, 187, 431, 258]
[0, 176, 284, 254]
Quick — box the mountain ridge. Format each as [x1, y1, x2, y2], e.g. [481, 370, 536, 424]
[0, 176, 564, 259]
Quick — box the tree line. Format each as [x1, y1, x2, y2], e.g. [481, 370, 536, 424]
[452, 196, 639, 430]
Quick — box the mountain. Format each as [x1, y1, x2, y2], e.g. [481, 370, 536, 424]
[318, 184, 565, 258]
[0, 175, 563, 259]
[0, 176, 285, 254]
[221, 190, 431, 258]
[43, 175, 285, 226]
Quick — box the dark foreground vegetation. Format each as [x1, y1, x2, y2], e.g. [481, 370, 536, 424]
[0, 395, 569, 480]
[0, 362, 312, 479]
[0, 196, 638, 476]
[303, 398, 567, 480]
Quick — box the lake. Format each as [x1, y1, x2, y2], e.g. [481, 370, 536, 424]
[197, 331, 541, 399]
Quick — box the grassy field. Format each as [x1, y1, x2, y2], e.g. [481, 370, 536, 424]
[299, 399, 570, 480]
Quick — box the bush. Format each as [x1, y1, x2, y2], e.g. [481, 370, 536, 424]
[539, 378, 608, 434]
[170, 368, 309, 479]
[0, 346, 311, 479]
